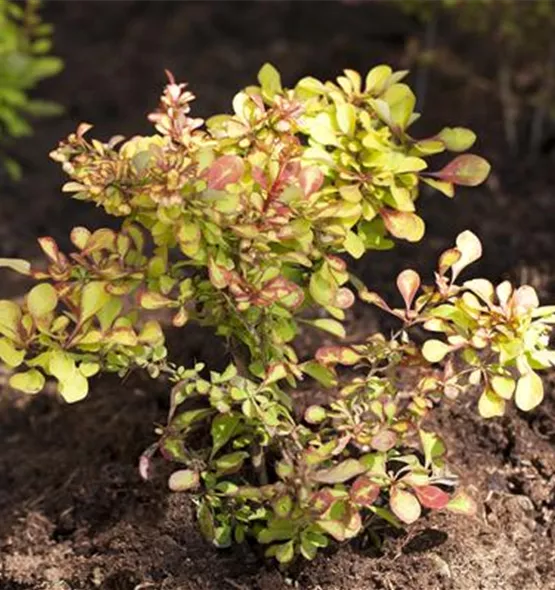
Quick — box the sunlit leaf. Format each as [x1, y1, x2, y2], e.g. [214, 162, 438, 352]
[430, 154, 490, 187]
[515, 371, 544, 412]
[390, 487, 421, 524]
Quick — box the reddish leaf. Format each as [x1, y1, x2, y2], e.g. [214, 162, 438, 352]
[315, 346, 361, 366]
[413, 485, 450, 510]
[430, 154, 490, 187]
[204, 155, 244, 189]
[396, 269, 420, 310]
[334, 287, 355, 309]
[350, 476, 380, 507]
[370, 429, 397, 452]
[256, 276, 304, 309]
[299, 166, 324, 197]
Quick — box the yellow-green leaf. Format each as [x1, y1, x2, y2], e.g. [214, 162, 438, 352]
[422, 340, 451, 363]
[478, 388, 505, 418]
[515, 371, 544, 412]
[9, 369, 45, 394]
[27, 284, 58, 318]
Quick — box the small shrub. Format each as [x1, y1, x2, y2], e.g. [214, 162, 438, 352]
[0, 0, 63, 179]
[1, 64, 553, 563]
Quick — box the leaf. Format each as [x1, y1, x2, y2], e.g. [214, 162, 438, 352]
[0, 258, 31, 275]
[396, 269, 420, 310]
[370, 429, 397, 452]
[275, 540, 295, 564]
[382, 83, 416, 130]
[309, 318, 346, 339]
[305, 405, 327, 424]
[315, 346, 360, 365]
[168, 469, 200, 492]
[478, 388, 506, 418]
[436, 127, 477, 152]
[350, 476, 380, 507]
[0, 300, 22, 340]
[344, 231, 365, 259]
[204, 155, 244, 190]
[299, 166, 324, 197]
[515, 371, 544, 412]
[422, 340, 452, 363]
[9, 369, 45, 394]
[80, 282, 110, 322]
[258, 63, 282, 98]
[210, 414, 241, 457]
[331, 288, 353, 311]
[336, 103, 356, 136]
[0, 338, 25, 367]
[419, 429, 445, 468]
[309, 272, 335, 307]
[316, 519, 346, 542]
[430, 154, 490, 187]
[451, 230, 482, 279]
[414, 485, 450, 510]
[513, 285, 539, 315]
[58, 371, 89, 403]
[365, 65, 392, 95]
[70, 227, 91, 250]
[27, 283, 58, 317]
[138, 291, 173, 310]
[421, 177, 455, 198]
[390, 488, 421, 524]
[381, 209, 425, 242]
[300, 361, 338, 387]
[446, 490, 477, 516]
[490, 375, 515, 400]
[264, 362, 288, 384]
[313, 459, 366, 484]
[208, 258, 229, 289]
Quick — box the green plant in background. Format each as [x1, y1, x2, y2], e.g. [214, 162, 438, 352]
[400, 0, 555, 154]
[0, 0, 63, 179]
[0, 64, 553, 563]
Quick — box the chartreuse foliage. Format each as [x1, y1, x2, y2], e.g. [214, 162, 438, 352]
[0, 64, 553, 564]
[0, 0, 63, 179]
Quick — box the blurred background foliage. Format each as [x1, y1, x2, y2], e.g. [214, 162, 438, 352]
[0, 0, 62, 180]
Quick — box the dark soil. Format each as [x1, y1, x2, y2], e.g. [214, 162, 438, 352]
[0, 2, 554, 589]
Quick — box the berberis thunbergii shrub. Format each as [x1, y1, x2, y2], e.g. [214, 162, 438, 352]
[0, 64, 553, 563]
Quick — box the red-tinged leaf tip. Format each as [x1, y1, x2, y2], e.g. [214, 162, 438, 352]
[37, 236, 61, 264]
[396, 269, 420, 310]
[299, 166, 324, 197]
[381, 209, 425, 242]
[413, 485, 450, 510]
[204, 155, 244, 190]
[431, 154, 491, 187]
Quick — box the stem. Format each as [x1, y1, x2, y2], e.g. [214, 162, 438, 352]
[415, 13, 438, 112]
[530, 40, 555, 156]
[498, 58, 519, 155]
